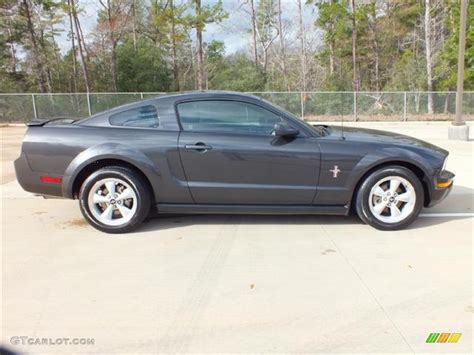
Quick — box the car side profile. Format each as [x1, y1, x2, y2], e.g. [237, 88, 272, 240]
[15, 91, 454, 233]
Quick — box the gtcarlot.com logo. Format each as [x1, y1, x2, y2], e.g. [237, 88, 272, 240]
[10, 336, 95, 346]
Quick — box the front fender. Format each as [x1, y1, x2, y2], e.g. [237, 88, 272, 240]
[350, 147, 435, 181]
[61, 143, 160, 198]
[346, 146, 437, 203]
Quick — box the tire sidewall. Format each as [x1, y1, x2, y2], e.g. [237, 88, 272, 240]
[356, 166, 424, 230]
[79, 168, 150, 233]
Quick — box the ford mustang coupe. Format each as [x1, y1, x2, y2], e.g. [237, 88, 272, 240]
[15, 91, 454, 233]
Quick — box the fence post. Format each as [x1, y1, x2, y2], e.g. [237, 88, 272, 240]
[140, 92, 144, 99]
[86, 92, 92, 116]
[403, 91, 407, 121]
[353, 91, 357, 121]
[31, 94, 37, 119]
[300, 92, 304, 120]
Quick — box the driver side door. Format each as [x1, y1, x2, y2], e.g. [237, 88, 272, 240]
[177, 99, 321, 205]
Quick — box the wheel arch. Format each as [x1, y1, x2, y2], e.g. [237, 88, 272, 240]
[62, 143, 160, 200]
[349, 160, 431, 211]
[70, 159, 155, 201]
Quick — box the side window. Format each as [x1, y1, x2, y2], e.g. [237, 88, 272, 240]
[177, 100, 283, 135]
[109, 105, 159, 128]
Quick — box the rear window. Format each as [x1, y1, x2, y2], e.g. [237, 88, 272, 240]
[109, 105, 159, 128]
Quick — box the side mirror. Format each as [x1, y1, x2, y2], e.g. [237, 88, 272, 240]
[273, 122, 299, 137]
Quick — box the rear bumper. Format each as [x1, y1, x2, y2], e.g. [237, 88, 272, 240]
[14, 153, 64, 198]
[426, 169, 454, 207]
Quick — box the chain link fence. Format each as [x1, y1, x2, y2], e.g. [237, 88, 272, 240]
[0, 91, 473, 123]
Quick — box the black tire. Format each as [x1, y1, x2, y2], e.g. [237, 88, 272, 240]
[79, 166, 151, 233]
[355, 166, 424, 231]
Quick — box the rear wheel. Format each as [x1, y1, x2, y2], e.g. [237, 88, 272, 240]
[355, 166, 424, 230]
[79, 167, 151, 233]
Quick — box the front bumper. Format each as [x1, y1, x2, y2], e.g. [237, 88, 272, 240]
[426, 169, 455, 207]
[14, 153, 64, 198]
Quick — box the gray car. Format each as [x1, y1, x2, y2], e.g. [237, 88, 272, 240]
[15, 91, 454, 233]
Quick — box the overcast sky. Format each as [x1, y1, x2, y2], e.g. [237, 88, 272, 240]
[56, 0, 321, 55]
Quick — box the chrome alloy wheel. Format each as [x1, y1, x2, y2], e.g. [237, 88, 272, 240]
[368, 176, 416, 224]
[87, 178, 138, 226]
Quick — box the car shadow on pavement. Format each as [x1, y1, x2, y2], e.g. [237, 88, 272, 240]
[135, 211, 471, 234]
[134, 185, 473, 233]
[137, 214, 362, 233]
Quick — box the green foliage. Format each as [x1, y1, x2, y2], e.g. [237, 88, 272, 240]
[116, 38, 171, 92]
[316, 1, 350, 43]
[435, 0, 474, 90]
[0, 0, 473, 93]
[386, 51, 427, 91]
[187, 0, 228, 32]
[207, 53, 266, 92]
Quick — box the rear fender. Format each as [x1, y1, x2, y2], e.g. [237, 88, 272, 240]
[62, 143, 160, 199]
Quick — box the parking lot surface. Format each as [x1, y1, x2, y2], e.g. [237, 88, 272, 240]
[1, 122, 473, 354]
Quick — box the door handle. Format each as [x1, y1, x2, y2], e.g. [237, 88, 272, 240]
[184, 142, 213, 152]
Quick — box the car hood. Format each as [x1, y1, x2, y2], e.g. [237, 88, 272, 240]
[328, 125, 448, 155]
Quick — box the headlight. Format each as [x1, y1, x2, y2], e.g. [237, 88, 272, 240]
[442, 156, 448, 171]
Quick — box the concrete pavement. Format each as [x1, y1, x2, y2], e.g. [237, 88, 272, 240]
[1, 122, 472, 354]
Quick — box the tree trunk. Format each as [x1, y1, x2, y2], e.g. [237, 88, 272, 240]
[297, 0, 306, 92]
[329, 40, 335, 75]
[170, 0, 180, 91]
[370, 1, 380, 91]
[350, 0, 359, 92]
[22, 0, 48, 92]
[38, 23, 54, 91]
[5, 10, 17, 73]
[277, 0, 290, 90]
[250, 0, 258, 67]
[105, 0, 118, 91]
[71, 0, 91, 92]
[424, 0, 434, 114]
[195, 0, 204, 90]
[7, 31, 16, 73]
[67, 0, 78, 92]
[132, 0, 137, 52]
[48, 12, 63, 92]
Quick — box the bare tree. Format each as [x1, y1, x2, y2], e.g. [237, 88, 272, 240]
[21, 0, 49, 92]
[424, 0, 434, 113]
[170, 0, 180, 91]
[131, 0, 137, 51]
[99, 0, 118, 91]
[67, 0, 78, 92]
[250, 0, 258, 67]
[70, 0, 91, 92]
[277, 0, 289, 90]
[2, 2, 18, 73]
[194, 0, 204, 90]
[369, 1, 380, 91]
[297, 0, 306, 91]
[254, 0, 278, 72]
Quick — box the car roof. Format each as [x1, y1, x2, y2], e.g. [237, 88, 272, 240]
[77, 91, 266, 125]
[154, 90, 264, 102]
[100, 91, 262, 115]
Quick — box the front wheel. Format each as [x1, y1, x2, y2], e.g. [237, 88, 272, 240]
[355, 166, 424, 230]
[79, 166, 151, 233]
